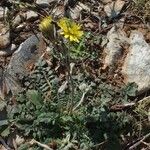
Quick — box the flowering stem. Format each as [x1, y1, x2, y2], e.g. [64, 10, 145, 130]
[64, 44, 74, 113]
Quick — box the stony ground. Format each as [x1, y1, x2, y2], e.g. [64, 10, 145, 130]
[0, 0, 150, 150]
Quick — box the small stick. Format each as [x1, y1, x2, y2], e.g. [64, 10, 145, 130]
[110, 96, 150, 111]
[141, 141, 150, 147]
[128, 133, 150, 150]
[30, 139, 53, 150]
[110, 102, 135, 111]
[73, 91, 86, 111]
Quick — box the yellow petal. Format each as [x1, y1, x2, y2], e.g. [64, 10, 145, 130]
[69, 35, 75, 41]
[60, 31, 64, 35]
[64, 34, 69, 38]
[57, 18, 83, 42]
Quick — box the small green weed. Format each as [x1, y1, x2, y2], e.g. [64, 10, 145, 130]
[1, 74, 144, 149]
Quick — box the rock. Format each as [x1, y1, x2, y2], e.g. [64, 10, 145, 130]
[0, 145, 7, 150]
[104, 0, 125, 18]
[0, 7, 8, 21]
[0, 23, 10, 49]
[122, 31, 150, 94]
[0, 7, 4, 20]
[6, 34, 40, 94]
[70, 5, 81, 20]
[15, 135, 25, 146]
[26, 10, 38, 21]
[36, 0, 54, 7]
[102, 0, 112, 4]
[0, 44, 16, 56]
[13, 14, 22, 27]
[103, 27, 128, 70]
[52, 6, 64, 18]
[46, 46, 51, 52]
[15, 23, 26, 32]
[70, 2, 90, 20]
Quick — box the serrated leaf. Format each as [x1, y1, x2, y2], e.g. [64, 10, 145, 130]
[18, 143, 30, 150]
[0, 100, 6, 111]
[1, 126, 10, 137]
[26, 90, 42, 107]
[0, 120, 8, 126]
[125, 83, 138, 96]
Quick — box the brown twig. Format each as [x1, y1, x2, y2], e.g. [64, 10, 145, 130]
[110, 102, 135, 111]
[128, 133, 150, 150]
[110, 96, 150, 111]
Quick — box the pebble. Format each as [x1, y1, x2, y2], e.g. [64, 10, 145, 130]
[0, 44, 16, 56]
[69, 2, 90, 20]
[15, 23, 26, 32]
[0, 7, 8, 21]
[0, 23, 10, 49]
[103, 27, 128, 70]
[52, 6, 64, 18]
[13, 15, 22, 27]
[102, 0, 112, 4]
[36, 0, 54, 7]
[26, 10, 38, 21]
[104, 0, 125, 18]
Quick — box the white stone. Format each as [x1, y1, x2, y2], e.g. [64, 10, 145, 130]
[15, 23, 26, 32]
[103, 27, 128, 70]
[70, 2, 90, 20]
[103, 0, 112, 4]
[70, 5, 81, 20]
[0, 7, 4, 20]
[36, 0, 54, 7]
[0, 23, 10, 49]
[13, 15, 22, 26]
[52, 6, 64, 18]
[15, 135, 25, 146]
[26, 11, 38, 21]
[122, 31, 150, 93]
[0, 7, 8, 21]
[104, 0, 125, 18]
[0, 146, 7, 150]
[0, 44, 16, 56]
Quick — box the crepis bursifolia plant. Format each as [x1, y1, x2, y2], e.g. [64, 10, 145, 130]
[39, 16, 84, 113]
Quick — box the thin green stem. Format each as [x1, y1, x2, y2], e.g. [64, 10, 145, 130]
[64, 44, 74, 113]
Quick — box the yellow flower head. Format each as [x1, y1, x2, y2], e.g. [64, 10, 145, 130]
[57, 18, 83, 43]
[39, 16, 53, 35]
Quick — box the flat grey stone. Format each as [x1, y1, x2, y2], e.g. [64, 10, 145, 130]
[6, 35, 40, 94]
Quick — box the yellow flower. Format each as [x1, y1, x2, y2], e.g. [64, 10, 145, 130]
[57, 18, 83, 43]
[39, 16, 53, 38]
